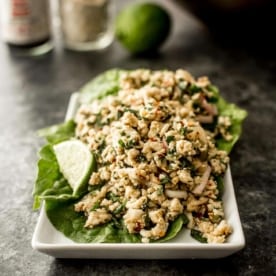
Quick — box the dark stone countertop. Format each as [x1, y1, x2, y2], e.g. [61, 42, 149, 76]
[0, 1, 275, 275]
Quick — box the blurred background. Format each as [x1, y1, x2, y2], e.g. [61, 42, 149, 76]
[1, 0, 276, 56]
[175, 0, 276, 54]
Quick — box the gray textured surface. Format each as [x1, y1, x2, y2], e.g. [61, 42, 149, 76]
[0, 1, 275, 275]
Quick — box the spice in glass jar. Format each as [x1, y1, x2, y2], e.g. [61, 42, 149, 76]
[59, 0, 114, 51]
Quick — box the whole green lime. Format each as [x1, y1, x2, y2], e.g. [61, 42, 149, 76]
[115, 2, 171, 54]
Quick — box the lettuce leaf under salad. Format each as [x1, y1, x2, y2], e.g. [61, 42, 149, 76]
[33, 69, 247, 243]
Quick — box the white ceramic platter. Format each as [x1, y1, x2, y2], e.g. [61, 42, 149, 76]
[32, 93, 245, 259]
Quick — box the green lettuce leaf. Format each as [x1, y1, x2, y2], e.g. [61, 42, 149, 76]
[45, 197, 186, 244]
[79, 69, 126, 104]
[45, 200, 141, 243]
[207, 85, 247, 153]
[37, 119, 76, 144]
[216, 97, 247, 153]
[155, 214, 189, 243]
[191, 229, 208, 243]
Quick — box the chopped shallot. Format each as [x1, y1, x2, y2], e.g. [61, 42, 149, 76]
[195, 115, 214, 124]
[200, 96, 218, 116]
[165, 189, 188, 199]
[192, 166, 211, 195]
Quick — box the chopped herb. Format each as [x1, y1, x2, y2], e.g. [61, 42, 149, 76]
[102, 161, 111, 166]
[113, 201, 126, 215]
[140, 79, 148, 86]
[179, 157, 190, 169]
[180, 127, 188, 136]
[136, 153, 147, 163]
[144, 214, 151, 229]
[190, 167, 197, 177]
[97, 140, 106, 153]
[104, 117, 112, 125]
[87, 181, 106, 192]
[168, 147, 176, 155]
[188, 84, 201, 94]
[191, 229, 208, 243]
[192, 101, 201, 110]
[166, 136, 175, 143]
[215, 175, 224, 200]
[118, 139, 125, 148]
[95, 113, 103, 127]
[160, 175, 171, 185]
[180, 127, 193, 136]
[119, 139, 138, 150]
[179, 96, 185, 105]
[145, 105, 153, 111]
[117, 109, 124, 119]
[210, 215, 221, 223]
[106, 192, 120, 202]
[125, 139, 137, 149]
[111, 217, 122, 229]
[157, 185, 164, 195]
[90, 201, 100, 211]
[124, 108, 139, 117]
[87, 121, 95, 126]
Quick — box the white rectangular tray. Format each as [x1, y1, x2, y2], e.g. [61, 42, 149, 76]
[32, 93, 245, 259]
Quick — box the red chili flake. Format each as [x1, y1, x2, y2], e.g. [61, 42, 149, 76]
[134, 222, 142, 232]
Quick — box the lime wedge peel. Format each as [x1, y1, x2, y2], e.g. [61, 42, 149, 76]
[53, 140, 94, 196]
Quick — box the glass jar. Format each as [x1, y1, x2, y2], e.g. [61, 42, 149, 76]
[0, 0, 52, 56]
[59, 0, 114, 51]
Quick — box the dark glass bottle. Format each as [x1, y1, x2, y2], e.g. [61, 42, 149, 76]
[0, 0, 52, 55]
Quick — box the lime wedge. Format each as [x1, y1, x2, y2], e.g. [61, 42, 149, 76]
[53, 140, 95, 196]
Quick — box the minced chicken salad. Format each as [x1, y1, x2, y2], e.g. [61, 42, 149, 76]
[33, 69, 247, 244]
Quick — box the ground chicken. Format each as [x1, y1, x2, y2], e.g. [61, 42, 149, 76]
[74, 69, 233, 243]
